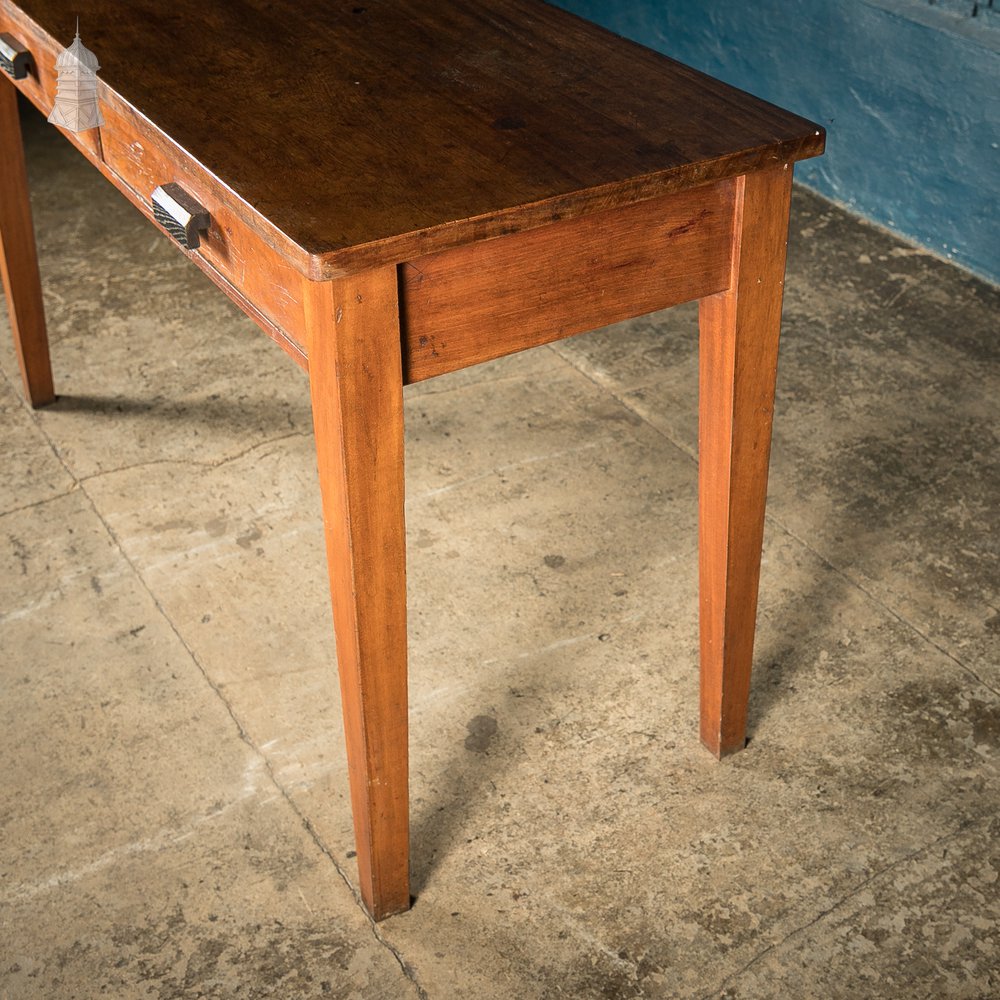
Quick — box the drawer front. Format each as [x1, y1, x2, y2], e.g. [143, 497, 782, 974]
[1, 2, 308, 367]
[99, 92, 307, 364]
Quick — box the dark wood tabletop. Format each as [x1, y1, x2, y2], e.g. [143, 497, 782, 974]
[10, 0, 824, 272]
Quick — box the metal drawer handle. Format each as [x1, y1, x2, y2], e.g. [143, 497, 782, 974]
[151, 183, 210, 250]
[0, 32, 30, 80]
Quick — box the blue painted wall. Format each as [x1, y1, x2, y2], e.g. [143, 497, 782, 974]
[551, 0, 1000, 284]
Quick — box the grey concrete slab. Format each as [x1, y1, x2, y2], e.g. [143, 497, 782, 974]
[67, 355, 1000, 997]
[2, 100, 998, 999]
[374, 532, 999, 999]
[709, 814, 1000, 1000]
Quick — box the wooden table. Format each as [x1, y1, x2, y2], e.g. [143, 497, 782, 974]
[1, 0, 824, 920]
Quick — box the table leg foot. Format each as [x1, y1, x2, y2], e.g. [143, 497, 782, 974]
[305, 265, 410, 921]
[0, 83, 54, 408]
[698, 166, 793, 759]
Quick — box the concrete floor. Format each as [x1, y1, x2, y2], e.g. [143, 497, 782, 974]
[1, 101, 997, 1000]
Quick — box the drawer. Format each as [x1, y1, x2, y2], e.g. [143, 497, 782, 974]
[0, 3, 309, 368]
[98, 92, 308, 366]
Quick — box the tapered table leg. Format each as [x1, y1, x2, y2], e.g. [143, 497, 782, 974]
[0, 82, 53, 407]
[698, 165, 793, 758]
[304, 265, 410, 920]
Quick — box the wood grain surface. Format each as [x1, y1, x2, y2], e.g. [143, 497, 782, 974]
[2, 0, 824, 277]
[304, 266, 410, 920]
[698, 165, 793, 758]
[400, 179, 734, 382]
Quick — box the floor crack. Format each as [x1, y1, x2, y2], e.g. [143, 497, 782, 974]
[74, 474, 428, 998]
[0, 482, 81, 520]
[72, 429, 313, 483]
[774, 522, 1000, 701]
[19, 406, 428, 998]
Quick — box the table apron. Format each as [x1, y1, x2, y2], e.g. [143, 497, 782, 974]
[398, 178, 735, 384]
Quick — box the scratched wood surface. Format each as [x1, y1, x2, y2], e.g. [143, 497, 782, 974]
[3, 0, 824, 277]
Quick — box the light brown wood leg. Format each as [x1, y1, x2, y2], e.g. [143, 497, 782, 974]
[304, 265, 410, 920]
[698, 166, 793, 758]
[0, 82, 53, 407]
